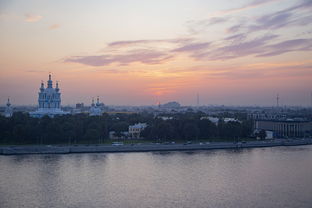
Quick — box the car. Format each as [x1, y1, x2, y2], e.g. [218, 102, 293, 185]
[184, 141, 192, 145]
[112, 142, 124, 146]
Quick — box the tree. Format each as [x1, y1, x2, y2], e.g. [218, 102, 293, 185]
[157, 122, 175, 141]
[62, 122, 75, 144]
[84, 129, 100, 143]
[258, 129, 267, 140]
[183, 123, 200, 140]
[198, 119, 217, 139]
[240, 120, 253, 138]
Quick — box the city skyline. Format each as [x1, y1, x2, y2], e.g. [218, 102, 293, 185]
[1, 0, 312, 106]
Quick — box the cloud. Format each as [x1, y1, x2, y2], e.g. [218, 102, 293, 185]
[207, 17, 228, 25]
[213, 0, 282, 17]
[224, 33, 246, 41]
[226, 24, 243, 33]
[172, 42, 211, 53]
[188, 36, 312, 61]
[49, 24, 60, 30]
[249, 12, 292, 32]
[188, 0, 283, 34]
[65, 0, 312, 68]
[24, 14, 42, 22]
[65, 49, 172, 66]
[187, 63, 312, 80]
[227, 0, 312, 34]
[108, 38, 192, 47]
[193, 34, 279, 60]
[187, 17, 229, 34]
[66, 35, 312, 67]
[282, 0, 312, 13]
[66, 38, 193, 67]
[257, 39, 312, 57]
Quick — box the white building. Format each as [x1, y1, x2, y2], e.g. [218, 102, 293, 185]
[30, 74, 68, 117]
[128, 123, 147, 138]
[200, 116, 241, 125]
[158, 116, 173, 120]
[4, 98, 13, 117]
[89, 97, 103, 116]
[200, 116, 219, 124]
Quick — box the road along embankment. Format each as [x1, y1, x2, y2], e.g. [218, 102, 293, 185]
[1, 139, 311, 155]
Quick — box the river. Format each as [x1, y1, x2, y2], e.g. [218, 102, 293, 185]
[1, 145, 312, 208]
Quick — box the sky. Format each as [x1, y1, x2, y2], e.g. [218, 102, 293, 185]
[0, 0, 312, 106]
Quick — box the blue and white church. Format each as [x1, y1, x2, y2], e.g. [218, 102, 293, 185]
[30, 74, 68, 117]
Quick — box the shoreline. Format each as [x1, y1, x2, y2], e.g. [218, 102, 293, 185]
[1, 139, 312, 155]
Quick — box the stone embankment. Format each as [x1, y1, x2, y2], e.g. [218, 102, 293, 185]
[1, 139, 311, 155]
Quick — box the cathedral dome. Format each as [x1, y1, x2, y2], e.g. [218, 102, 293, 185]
[30, 74, 68, 117]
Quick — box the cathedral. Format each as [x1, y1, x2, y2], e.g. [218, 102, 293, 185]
[30, 74, 68, 117]
[89, 96, 103, 116]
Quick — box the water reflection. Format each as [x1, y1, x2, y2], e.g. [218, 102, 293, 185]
[1, 145, 312, 208]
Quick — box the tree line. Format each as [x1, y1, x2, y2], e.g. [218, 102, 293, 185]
[0, 111, 253, 145]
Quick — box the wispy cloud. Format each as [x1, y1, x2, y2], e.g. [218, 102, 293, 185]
[226, 24, 243, 34]
[227, 0, 312, 34]
[66, 35, 312, 67]
[187, 0, 284, 35]
[49, 24, 60, 30]
[257, 39, 312, 57]
[172, 42, 211, 53]
[211, 0, 282, 17]
[191, 34, 279, 60]
[65, 49, 172, 66]
[186, 17, 229, 34]
[224, 33, 247, 41]
[24, 14, 42, 22]
[189, 36, 312, 61]
[191, 36, 312, 61]
[249, 12, 292, 31]
[65, 0, 312, 68]
[187, 62, 312, 80]
[108, 38, 192, 47]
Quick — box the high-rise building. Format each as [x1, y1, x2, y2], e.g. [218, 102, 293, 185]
[30, 74, 68, 117]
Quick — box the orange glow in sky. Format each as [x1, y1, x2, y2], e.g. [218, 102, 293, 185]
[0, 0, 312, 106]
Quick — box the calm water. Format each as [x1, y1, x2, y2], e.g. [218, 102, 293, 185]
[1, 146, 312, 208]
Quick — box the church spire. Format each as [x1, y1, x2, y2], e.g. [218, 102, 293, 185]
[47, 73, 53, 88]
[40, 80, 45, 92]
[55, 81, 59, 92]
[6, 97, 11, 107]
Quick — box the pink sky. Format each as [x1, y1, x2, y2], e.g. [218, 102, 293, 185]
[0, 0, 312, 106]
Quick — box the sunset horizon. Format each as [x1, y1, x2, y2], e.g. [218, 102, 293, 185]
[1, 0, 312, 106]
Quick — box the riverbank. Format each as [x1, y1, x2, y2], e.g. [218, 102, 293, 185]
[1, 139, 312, 155]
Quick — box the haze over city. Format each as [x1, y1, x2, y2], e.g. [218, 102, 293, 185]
[1, 0, 311, 106]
